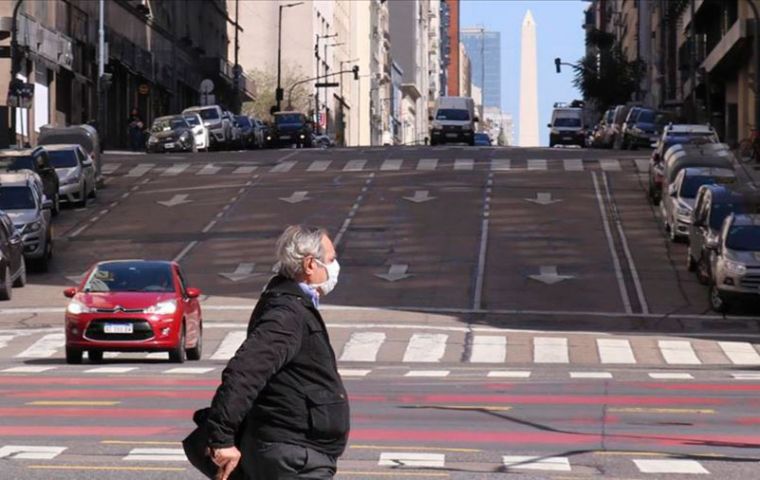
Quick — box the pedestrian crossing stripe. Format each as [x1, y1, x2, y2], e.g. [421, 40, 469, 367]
[123, 448, 186, 462]
[0, 445, 66, 460]
[503, 456, 572, 472]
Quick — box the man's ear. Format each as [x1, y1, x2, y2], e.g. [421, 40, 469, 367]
[302, 256, 315, 276]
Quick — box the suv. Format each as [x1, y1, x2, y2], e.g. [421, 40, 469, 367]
[268, 112, 313, 148]
[0, 147, 60, 215]
[0, 210, 26, 300]
[44, 144, 97, 207]
[182, 105, 231, 149]
[706, 213, 760, 312]
[0, 172, 53, 271]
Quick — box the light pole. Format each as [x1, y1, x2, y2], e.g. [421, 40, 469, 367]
[314, 33, 337, 128]
[322, 42, 344, 133]
[338, 58, 359, 146]
[276, 2, 303, 113]
[747, 0, 760, 133]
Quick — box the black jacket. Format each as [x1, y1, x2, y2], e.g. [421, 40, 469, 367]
[205, 276, 350, 457]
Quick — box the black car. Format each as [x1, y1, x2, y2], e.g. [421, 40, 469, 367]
[267, 112, 313, 148]
[235, 115, 256, 149]
[0, 210, 26, 300]
[146, 116, 196, 153]
[0, 147, 60, 216]
[474, 132, 491, 146]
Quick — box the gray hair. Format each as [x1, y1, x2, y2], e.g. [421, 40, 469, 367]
[275, 225, 328, 279]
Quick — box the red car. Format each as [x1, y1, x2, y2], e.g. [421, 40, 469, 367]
[64, 260, 203, 364]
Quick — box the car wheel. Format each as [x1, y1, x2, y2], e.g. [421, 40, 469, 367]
[186, 325, 203, 361]
[169, 324, 187, 363]
[709, 284, 728, 313]
[89, 182, 97, 199]
[12, 257, 26, 288]
[65, 347, 83, 364]
[697, 256, 712, 285]
[88, 350, 103, 363]
[0, 266, 12, 301]
[686, 248, 697, 272]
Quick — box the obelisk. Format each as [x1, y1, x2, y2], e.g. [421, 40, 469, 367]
[519, 10, 539, 147]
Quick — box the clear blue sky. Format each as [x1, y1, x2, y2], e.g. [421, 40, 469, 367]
[460, 0, 587, 145]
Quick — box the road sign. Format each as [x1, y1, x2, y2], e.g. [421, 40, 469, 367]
[138, 83, 150, 95]
[315, 82, 339, 88]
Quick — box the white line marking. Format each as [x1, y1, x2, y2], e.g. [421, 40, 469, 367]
[633, 459, 709, 474]
[404, 370, 450, 377]
[403, 333, 448, 362]
[488, 371, 531, 378]
[658, 340, 701, 365]
[469, 335, 507, 363]
[378, 452, 445, 468]
[84, 367, 137, 374]
[473, 174, 492, 310]
[503, 456, 571, 472]
[570, 372, 613, 379]
[718, 341, 760, 365]
[454, 158, 474, 170]
[334, 174, 374, 247]
[602, 172, 649, 313]
[126, 163, 154, 178]
[338, 369, 371, 377]
[173, 240, 199, 263]
[600, 159, 621, 171]
[1, 366, 56, 373]
[161, 163, 190, 176]
[731, 373, 760, 380]
[527, 159, 547, 171]
[417, 158, 438, 170]
[270, 160, 296, 173]
[196, 163, 222, 175]
[164, 367, 215, 374]
[307, 160, 331, 172]
[339, 332, 386, 362]
[0, 334, 14, 349]
[596, 338, 636, 364]
[232, 166, 257, 174]
[15, 333, 64, 358]
[648, 372, 694, 380]
[635, 159, 650, 173]
[202, 220, 217, 233]
[124, 448, 187, 462]
[533, 337, 569, 363]
[144, 352, 167, 360]
[343, 159, 367, 171]
[490, 159, 510, 171]
[210, 331, 247, 360]
[563, 158, 584, 171]
[591, 171, 632, 313]
[380, 159, 403, 171]
[101, 163, 121, 175]
[0, 446, 66, 460]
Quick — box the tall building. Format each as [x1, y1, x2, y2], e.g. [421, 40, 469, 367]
[518, 10, 539, 147]
[459, 43, 471, 98]
[461, 28, 501, 109]
[445, 0, 460, 96]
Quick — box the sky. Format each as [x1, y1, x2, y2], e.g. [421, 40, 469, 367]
[460, 0, 588, 146]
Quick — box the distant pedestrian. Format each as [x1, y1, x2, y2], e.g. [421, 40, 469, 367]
[127, 108, 144, 151]
[206, 225, 349, 480]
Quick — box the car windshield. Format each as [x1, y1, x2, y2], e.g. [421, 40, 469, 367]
[436, 109, 470, 121]
[725, 225, 760, 251]
[0, 186, 35, 210]
[554, 117, 581, 127]
[664, 134, 717, 151]
[236, 116, 251, 127]
[276, 114, 304, 125]
[710, 203, 744, 230]
[151, 118, 187, 133]
[680, 175, 735, 198]
[196, 109, 220, 120]
[183, 115, 200, 127]
[637, 110, 656, 123]
[5, 156, 35, 171]
[83, 262, 175, 293]
[48, 150, 78, 168]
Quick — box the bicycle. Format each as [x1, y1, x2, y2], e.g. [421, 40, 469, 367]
[737, 126, 760, 163]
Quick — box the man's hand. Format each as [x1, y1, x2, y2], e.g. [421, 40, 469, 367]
[210, 446, 241, 480]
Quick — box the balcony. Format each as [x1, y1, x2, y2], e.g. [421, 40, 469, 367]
[700, 18, 751, 73]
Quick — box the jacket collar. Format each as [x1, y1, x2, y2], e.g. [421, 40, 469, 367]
[264, 275, 315, 309]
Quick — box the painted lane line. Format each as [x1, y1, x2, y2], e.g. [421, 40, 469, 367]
[563, 158, 584, 171]
[307, 160, 331, 172]
[164, 367, 215, 374]
[503, 456, 571, 472]
[2, 366, 56, 373]
[454, 158, 474, 170]
[416, 158, 438, 170]
[160, 163, 190, 176]
[468, 335, 507, 363]
[490, 159, 510, 171]
[339, 332, 386, 362]
[488, 371, 531, 378]
[731, 373, 760, 380]
[201, 221, 217, 233]
[403, 333, 448, 363]
[0, 445, 66, 460]
[473, 173, 493, 310]
[658, 340, 701, 365]
[570, 372, 613, 379]
[633, 459, 709, 474]
[334, 173, 375, 247]
[404, 370, 450, 377]
[378, 452, 445, 468]
[232, 165, 257, 175]
[380, 159, 403, 171]
[338, 369, 371, 377]
[0, 334, 14, 350]
[343, 159, 367, 171]
[124, 448, 187, 462]
[648, 372, 694, 380]
[172, 240, 199, 263]
[591, 172, 632, 314]
[533, 337, 569, 363]
[602, 172, 649, 313]
[15, 333, 64, 358]
[596, 338, 636, 364]
[196, 164, 222, 175]
[210, 331, 247, 360]
[84, 367, 137, 374]
[527, 159, 547, 171]
[600, 159, 621, 171]
[718, 341, 760, 365]
[126, 164, 154, 178]
[270, 160, 296, 173]
[101, 163, 121, 175]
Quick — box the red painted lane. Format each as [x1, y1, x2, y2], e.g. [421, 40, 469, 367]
[376, 394, 730, 407]
[0, 407, 195, 418]
[3, 389, 214, 400]
[636, 382, 760, 392]
[0, 377, 220, 387]
[0, 426, 180, 436]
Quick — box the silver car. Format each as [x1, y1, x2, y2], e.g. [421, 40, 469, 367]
[706, 213, 760, 312]
[0, 171, 53, 271]
[45, 144, 96, 207]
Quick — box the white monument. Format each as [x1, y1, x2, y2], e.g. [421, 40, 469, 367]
[518, 10, 539, 147]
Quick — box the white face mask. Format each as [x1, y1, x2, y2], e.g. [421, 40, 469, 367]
[313, 258, 340, 296]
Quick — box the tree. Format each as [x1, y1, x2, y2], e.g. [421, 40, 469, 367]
[573, 29, 644, 112]
[241, 64, 311, 121]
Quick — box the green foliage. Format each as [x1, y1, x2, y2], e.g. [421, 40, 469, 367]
[241, 65, 311, 122]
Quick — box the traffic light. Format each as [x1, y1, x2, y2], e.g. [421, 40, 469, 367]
[554, 58, 561, 73]
[275, 87, 284, 102]
[352, 65, 359, 80]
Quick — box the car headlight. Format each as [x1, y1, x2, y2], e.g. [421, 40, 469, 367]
[724, 259, 747, 275]
[144, 299, 177, 315]
[431, 122, 442, 130]
[66, 300, 92, 315]
[61, 175, 79, 186]
[266, 135, 272, 140]
[23, 221, 42, 233]
[181, 132, 191, 141]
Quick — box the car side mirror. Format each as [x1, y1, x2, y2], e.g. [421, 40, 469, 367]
[668, 185, 678, 197]
[705, 238, 719, 251]
[63, 288, 76, 298]
[42, 198, 53, 210]
[186, 287, 201, 298]
[547, 123, 552, 128]
[82, 159, 93, 167]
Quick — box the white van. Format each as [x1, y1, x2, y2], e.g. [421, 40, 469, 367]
[429, 96, 478, 146]
[548, 107, 585, 147]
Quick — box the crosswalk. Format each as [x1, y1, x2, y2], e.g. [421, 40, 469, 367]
[101, 157, 645, 178]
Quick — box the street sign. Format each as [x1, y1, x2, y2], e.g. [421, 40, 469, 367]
[315, 82, 339, 88]
[138, 83, 150, 95]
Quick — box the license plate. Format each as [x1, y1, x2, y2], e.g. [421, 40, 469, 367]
[164, 142, 175, 149]
[104, 323, 133, 334]
[280, 135, 291, 140]
[446, 133, 458, 138]
[563, 136, 573, 141]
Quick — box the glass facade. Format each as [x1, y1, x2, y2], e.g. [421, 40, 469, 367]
[461, 29, 501, 109]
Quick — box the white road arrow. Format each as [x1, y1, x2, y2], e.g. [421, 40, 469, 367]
[280, 191, 310, 204]
[525, 192, 563, 205]
[375, 264, 412, 282]
[528, 266, 575, 285]
[218, 263, 261, 282]
[403, 190, 436, 203]
[157, 194, 191, 207]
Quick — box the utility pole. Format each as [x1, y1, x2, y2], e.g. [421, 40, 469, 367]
[276, 2, 303, 113]
[747, 0, 760, 133]
[689, 0, 697, 121]
[232, 0, 240, 114]
[97, 0, 107, 147]
[323, 42, 344, 135]
[314, 33, 337, 132]
[480, 26, 485, 128]
[9, 0, 25, 147]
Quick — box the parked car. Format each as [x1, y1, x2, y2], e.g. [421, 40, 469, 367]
[0, 210, 26, 300]
[312, 133, 335, 149]
[591, 108, 615, 148]
[617, 107, 643, 149]
[251, 117, 266, 148]
[0, 147, 60, 216]
[0, 171, 53, 271]
[147, 116, 196, 153]
[705, 213, 760, 312]
[661, 166, 737, 242]
[658, 143, 734, 212]
[622, 108, 669, 150]
[267, 112, 313, 148]
[609, 104, 631, 149]
[474, 132, 491, 146]
[688, 185, 757, 284]
[224, 111, 242, 148]
[235, 115, 257, 149]
[548, 107, 585, 147]
[39, 124, 103, 187]
[182, 105, 231, 149]
[44, 144, 97, 207]
[429, 96, 478, 146]
[182, 112, 210, 151]
[63, 259, 203, 364]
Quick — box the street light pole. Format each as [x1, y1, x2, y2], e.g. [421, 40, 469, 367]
[322, 42, 344, 134]
[9, 0, 25, 147]
[314, 33, 337, 132]
[276, 2, 303, 113]
[747, 0, 760, 132]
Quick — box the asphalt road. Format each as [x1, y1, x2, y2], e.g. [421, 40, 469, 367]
[0, 144, 758, 479]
